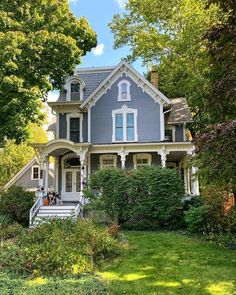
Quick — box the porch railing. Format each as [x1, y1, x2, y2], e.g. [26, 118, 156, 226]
[29, 195, 43, 227]
[73, 202, 81, 219]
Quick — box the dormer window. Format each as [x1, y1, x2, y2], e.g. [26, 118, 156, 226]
[65, 77, 85, 101]
[71, 82, 80, 93]
[118, 80, 131, 101]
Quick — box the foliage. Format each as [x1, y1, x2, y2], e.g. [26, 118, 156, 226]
[184, 185, 236, 245]
[0, 219, 123, 276]
[0, 214, 12, 225]
[100, 231, 236, 295]
[0, 0, 97, 143]
[110, 0, 226, 129]
[86, 167, 185, 229]
[0, 186, 34, 226]
[0, 123, 48, 189]
[194, 120, 236, 186]
[204, 0, 236, 125]
[0, 272, 109, 295]
[0, 223, 23, 241]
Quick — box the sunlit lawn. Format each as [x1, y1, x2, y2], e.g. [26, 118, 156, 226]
[99, 231, 236, 295]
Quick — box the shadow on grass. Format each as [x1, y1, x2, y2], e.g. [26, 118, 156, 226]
[99, 231, 236, 295]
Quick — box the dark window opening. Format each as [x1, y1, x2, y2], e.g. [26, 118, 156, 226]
[70, 118, 80, 143]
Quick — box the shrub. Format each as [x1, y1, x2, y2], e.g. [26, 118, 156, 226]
[0, 223, 23, 240]
[0, 219, 123, 276]
[0, 186, 34, 226]
[86, 166, 185, 229]
[0, 214, 12, 225]
[184, 205, 209, 233]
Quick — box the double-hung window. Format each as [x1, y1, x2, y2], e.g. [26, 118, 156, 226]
[133, 154, 151, 169]
[100, 155, 117, 169]
[31, 165, 39, 180]
[112, 105, 137, 142]
[67, 114, 83, 143]
[118, 80, 131, 101]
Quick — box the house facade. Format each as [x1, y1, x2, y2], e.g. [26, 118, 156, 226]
[32, 61, 199, 205]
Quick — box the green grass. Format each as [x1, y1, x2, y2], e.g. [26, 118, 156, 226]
[99, 231, 236, 295]
[0, 272, 109, 295]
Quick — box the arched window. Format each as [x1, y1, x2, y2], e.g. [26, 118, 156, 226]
[71, 82, 80, 93]
[118, 80, 131, 101]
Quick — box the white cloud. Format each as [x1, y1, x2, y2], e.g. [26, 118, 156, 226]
[92, 43, 105, 57]
[68, 0, 78, 3]
[115, 0, 128, 8]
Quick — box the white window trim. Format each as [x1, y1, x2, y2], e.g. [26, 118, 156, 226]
[66, 113, 83, 142]
[31, 165, 40, 180]
[64, 77, 85, 101]
[99, 154, 117, 169]
[112, 105, 138, 143]
[133, 153, 152, 169]
[165, 126, 176, 142]
[117, 79, 131, 101]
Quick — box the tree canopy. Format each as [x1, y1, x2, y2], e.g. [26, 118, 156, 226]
[110, 0, 227, 129]
[0, 0, 97, 143]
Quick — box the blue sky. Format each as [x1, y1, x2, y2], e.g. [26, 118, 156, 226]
[48, 0, 145, 101]
[68, 0, 145, 73]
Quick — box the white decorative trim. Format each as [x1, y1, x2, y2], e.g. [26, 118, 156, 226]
[64, 76, 85, 101]
[133, 153, 152, 169]
[160, 104, 165, 141]
[117, 79, 131, 101]
[61, 153, 80, 169]
[66, 113, 83, 143]
[112, 105, 138, 142]
[99, 154, 117, 169]
[88, 105, 91, 142]
[56, 113, 59, 139]
[31, 165, 40, 180]
[80, 60, 171, 109]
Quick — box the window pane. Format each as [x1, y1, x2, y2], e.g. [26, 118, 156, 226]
[66, 172, 72, 192]
[102, 159, 114, 168]
[127, 127, 134, 141]
[115, 114, 123, 127]
[127, 113, 134, 127]
[71, 83, 80, 93]
[33, 167, 39, 179]
[70, 118, 80, 143]
[121, 83, 127, 93]
[116, 128, 123, 141]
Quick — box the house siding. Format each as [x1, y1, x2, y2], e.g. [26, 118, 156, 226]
[175, 125, 184, 142]
[91, 75, 161, 144]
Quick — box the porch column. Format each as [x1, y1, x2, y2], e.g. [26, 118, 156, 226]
[54, 157, 59, 192]
[184, 168, 191, 195]
[191, 166, 200, 195]
[158, 148, 169, 167]
[44, 156, 49, 194]
[38, 157, 45, 187]
[79, 153, 87, 194]
[118, 149, 129, 169]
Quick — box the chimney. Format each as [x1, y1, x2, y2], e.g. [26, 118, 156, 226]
[150, 70, 158, 88]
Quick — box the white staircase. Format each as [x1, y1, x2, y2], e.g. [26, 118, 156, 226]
[29, 197, 81, 227]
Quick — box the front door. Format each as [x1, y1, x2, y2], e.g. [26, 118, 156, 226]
[62, 169, 81, 201]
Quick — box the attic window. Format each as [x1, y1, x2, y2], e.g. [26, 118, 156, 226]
[118, 80, 131, 101]
[71, 82, 80, 93]
[31, 165, 39, 180]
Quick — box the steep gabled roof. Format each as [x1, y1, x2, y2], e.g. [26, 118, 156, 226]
[80, 61, 171, 108]
[167, 97, 193, 124]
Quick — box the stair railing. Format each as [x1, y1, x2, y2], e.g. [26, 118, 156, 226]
[73, 202, 81, 219]
[29, 195, 43, 227]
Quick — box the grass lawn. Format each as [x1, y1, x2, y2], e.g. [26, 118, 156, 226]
[99, 231, 236, 295]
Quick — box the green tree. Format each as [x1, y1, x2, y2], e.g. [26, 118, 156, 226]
[110, 0, 226, 129]
[0, 123, 48, 189]
[0, 0, 96, 143]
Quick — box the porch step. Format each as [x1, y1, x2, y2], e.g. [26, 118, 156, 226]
[31, 204, 81, 227]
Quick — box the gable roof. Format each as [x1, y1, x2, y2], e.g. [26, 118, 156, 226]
[80, 61, 171, 108]
[4, 156, 54, 190]
[167, 97, 193, 124]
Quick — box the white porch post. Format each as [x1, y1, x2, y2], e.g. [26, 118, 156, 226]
[118, 149, 129, 169]
[44, 156, 49, 194]
[158, 148, 169, 167]
[184, 168, 191, 194]
[54, 157, 59, 192]
[38, 157, 45, 187]
[191, 166, 200, 195]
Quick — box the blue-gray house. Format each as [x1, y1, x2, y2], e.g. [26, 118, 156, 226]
[30, 61, 199, 225]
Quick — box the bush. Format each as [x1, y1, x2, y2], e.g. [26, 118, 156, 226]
[0, 186, 34, 226]
[0, 223, 23, 240]
[0, 219, 123, 275]
[184, 205, 209, 233]
[86, 166, 185, 229]
[0, 214, 12, 225]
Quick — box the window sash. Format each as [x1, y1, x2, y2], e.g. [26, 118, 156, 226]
[114, 111, 136, 142]
[32, 167, 39, 179]
[70, 118, 80, 143]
